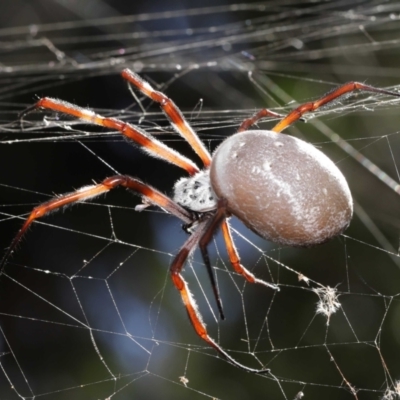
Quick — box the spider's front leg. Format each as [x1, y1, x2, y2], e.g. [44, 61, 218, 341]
[20, 98, 200, 176]
[169, 201, 270, 374]
[0, 175, 192, 272]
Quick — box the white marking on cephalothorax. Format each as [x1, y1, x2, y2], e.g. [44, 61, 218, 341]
[173, 170, 217, 212]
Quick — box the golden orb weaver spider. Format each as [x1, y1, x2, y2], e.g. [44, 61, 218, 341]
[2, 69, 399, 373]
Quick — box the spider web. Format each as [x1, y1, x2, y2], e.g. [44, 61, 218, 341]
[0, 1, 400, 399]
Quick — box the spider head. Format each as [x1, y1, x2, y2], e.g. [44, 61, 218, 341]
[173, 170, 218, 212]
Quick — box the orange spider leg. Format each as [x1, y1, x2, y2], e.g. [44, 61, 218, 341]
[121, 69, 212, 168]
[221, 220, 279, 290]
[271, 81, 400, 133]
[0, 175, 192, 271]
[238, 109, 286, 132]
[22, 98, 200, 176]
[170, 202, 270, 374]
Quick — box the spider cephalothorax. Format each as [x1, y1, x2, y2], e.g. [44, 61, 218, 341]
[2, 69, 400, 373]
[173, 169, 217, 212]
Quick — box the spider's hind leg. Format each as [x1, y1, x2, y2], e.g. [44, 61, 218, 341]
[221, 220, 279, 291]
[271, 81, 400, 133]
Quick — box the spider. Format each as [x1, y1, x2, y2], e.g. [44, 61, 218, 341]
[2, 70, 399, 373]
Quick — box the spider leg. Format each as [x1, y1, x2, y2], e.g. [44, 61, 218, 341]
[221, 220, 279, 291]
[197, 209, 280, 321]
[170, 206, 270, 374]
[21, 98, 199, 176]
[271, 81, 400, 133]
[237, 109, 286, 132]
[238, 82, 400, 133]
[199, 241, 225, 321]
[1, 175, 192, 272]
[121, 69, 212, 168]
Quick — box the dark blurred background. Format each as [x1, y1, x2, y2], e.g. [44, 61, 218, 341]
[0, 1, 400, 399]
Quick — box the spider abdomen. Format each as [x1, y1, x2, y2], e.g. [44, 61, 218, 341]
[210, 130, 353, 247]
